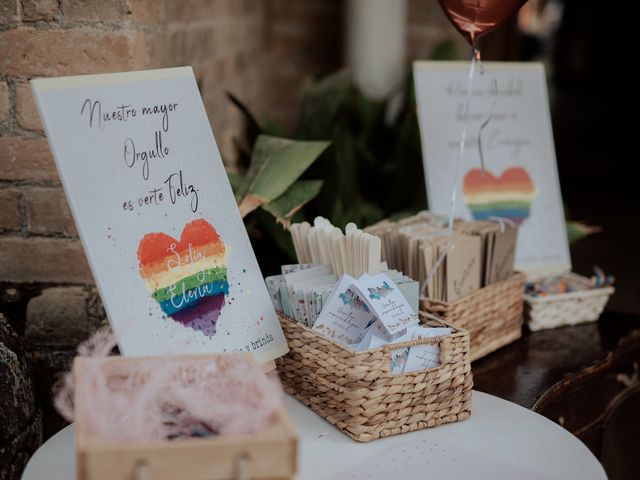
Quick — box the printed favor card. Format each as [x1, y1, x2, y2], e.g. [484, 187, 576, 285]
[31, 68, 288, 363]
[312, 275, 376, 346]
[352, 273, 419, 335]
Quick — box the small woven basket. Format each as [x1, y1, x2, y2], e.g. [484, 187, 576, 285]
[419, 272, 525, 362]
[276, 312, 472, 442]
[524, 272, 614, 331]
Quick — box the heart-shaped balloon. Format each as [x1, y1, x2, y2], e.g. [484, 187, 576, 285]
[137, 219, 229, 337]
[438, 0, 527, 47]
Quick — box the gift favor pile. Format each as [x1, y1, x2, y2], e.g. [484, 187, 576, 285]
[365, 211, 524, 362]
[366, 212, 518, 301]
[266, 218, 452, 374]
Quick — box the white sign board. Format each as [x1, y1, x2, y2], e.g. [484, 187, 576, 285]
[32, 67, 288, 363]
[414, 61, 570, 275]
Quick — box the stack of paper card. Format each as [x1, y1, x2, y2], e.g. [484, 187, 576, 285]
[265, 264, 419, 327]
[366, 213, 517, 301]
[454, 220, 518, 286]
[365, 211, 448, 267]
[266, 269, 451, 375]
[314, 272, 450, 374]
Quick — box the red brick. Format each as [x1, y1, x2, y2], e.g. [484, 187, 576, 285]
[0, 188, 22, 232]
[0, 28, 150, 77]
[129, 0, 160, 24]
[25, 187, 77, 236]
[0, 81, 10, 125]
[0, 0, 19, 22]
[183, 25, 219, 63]
[60, 0, 127, 22]
[22, 0, 59, 21]
[165, 0, 221, 23]
[0, 236, 92, 283]
[16, 82, 43, 131]
[0, 136, 58, 182]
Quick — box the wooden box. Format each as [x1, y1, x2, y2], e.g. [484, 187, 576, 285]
[74, 355, 297, 480]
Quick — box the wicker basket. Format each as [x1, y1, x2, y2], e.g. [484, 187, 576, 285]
[276, 312, 472, 442]
[419, 272, 525, 362]
[524, 272, 614, 331]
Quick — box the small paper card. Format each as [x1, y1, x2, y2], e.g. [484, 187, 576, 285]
[414, 61, 571, 275]
[312, 275, 376, 346]
[447, 233, 481, 302]
[352, 273, 419, 335]
[390, 326, 451, 374]
[31, 68, 288, 363]
[488, 224, 518, 284]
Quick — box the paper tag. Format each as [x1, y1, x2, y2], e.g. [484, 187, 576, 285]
[281, 263, 315, 275]
[488, 225, 518, 284]
[391, 326, 450, 374]
[312, 275, 376, 345]
[447, 234, 481, 301]
[355, 320, 403, 351]
[264, 275, 283, 312]
[352, 273, 419, 335]
[403, 344, 441, 372]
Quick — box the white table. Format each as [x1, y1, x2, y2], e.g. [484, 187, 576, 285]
[22, 391, 605, 480]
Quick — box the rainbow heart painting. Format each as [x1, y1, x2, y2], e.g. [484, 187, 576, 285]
[137, 219, 230, 337]
[462, 166, 536, 225]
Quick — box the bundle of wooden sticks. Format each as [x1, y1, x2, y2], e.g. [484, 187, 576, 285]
[290, 217, 385, 277]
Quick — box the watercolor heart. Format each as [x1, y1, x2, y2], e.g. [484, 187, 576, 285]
[462, 166, 536, 225]
[137, 219, 230, 337]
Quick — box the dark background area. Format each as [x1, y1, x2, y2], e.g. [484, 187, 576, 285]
[481, 0, 637, 314]
[548, 1, 637, 314]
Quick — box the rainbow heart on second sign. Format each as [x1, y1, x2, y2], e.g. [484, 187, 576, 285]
[462, 166, 536, 225]
[137, 219, 230, 337]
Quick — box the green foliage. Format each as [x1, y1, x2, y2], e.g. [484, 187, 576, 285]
[235, 135, 329, 218]
[262, 180, 324, 228]
[226, 40, 596, 264]
[292, 69, 428, 229]
[227, 68, 429, 264]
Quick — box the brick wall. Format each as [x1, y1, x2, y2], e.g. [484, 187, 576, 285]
[0, 0, 272, 287]
[0, 0, 275, 448]
[1, 1, 150, 289]
[1, 0, 457, 290]
[0, 0, 460, 450]
[263, 0, 343, 129]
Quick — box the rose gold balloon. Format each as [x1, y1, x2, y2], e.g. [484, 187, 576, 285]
[438, 0, 527, 47]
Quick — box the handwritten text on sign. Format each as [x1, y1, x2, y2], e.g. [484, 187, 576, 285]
[31, 68, 287, 362]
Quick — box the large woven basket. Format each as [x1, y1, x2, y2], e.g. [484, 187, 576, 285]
[524, 272, 614, 331]
[276, 312, 472, 442]
[420, 272, 525, 362]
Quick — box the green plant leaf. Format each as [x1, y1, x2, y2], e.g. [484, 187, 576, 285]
[236, 135, 330, 217]
[262, 180, 323, 228]
[297, 70, 351, 140]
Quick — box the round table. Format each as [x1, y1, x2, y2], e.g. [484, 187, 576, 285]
[22, 391, 605, 480]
